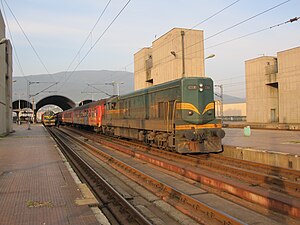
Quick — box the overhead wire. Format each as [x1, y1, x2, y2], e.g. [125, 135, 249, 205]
[0, 0, 27, 81]
[4, 1, 297, 101]
[134, 14, 299, 75]
[106, 0, 243, 92]
[182, 1, 294, 63]
[60, 0, 112, 83]
[204, 0, 291, 41]
[215, 75, 245, 82]
[129, 0, 242, 69]
[2, 0, 60, 99]
[190, 16, 300, 55]
[3, 0, 55, 82]
[122, 0, 292, 77]
[190, 0, 242, 30]
[58, 0, 132, 91]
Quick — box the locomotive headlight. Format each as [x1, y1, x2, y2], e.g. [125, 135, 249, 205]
[199, 83, 204, 88]
[199, 87, 204, 92]
[188, 111, 194, 116]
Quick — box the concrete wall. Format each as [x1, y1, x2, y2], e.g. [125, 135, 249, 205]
[0, 10, 5, 136]
[245, 56, 279, 123]
[0, 11, 4, 38]
[0, 10, 12, 136]
[134, 28, 204, 90]
[277, 47, 300, 124]
[134, 48, 153, 90]
[222, 146, 299, 170]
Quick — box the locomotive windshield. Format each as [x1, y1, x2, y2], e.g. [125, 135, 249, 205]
[44, 111, 55, 117]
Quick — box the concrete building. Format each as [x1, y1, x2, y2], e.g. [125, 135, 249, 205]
[134, 28, 204, 90]
[245, 46, 300, 128]
[0, 10, 13, 136]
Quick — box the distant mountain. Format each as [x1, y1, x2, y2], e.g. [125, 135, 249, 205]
[13, 70, 245, 105]
[13, 70, 134, 104]
[220, 95, 245, 104]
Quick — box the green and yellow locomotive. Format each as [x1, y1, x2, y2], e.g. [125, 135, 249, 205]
[102, 77, 225, 153]
[42, 110, 56, 127]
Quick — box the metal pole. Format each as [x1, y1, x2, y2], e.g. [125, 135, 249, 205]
[113, 81, 117, 96]
[32, 97, 35, 124]
[27, 81, 31, 130]
[116, 82, 120, 96]
[181, 31, 185, 77]
[18, 94, 21, 125]
[220, 84, 223, 126]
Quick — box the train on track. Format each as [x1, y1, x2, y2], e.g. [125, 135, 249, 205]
[42, 110, 56, 127]
[58, 77, 225, 154]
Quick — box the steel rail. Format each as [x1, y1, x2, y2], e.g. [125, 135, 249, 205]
[60, 127, 300, 219]
[64, 126, 300, 183]
[58, 127, 248, 225]
[81, 128, 300, 196]
[48, 128, 152, 225]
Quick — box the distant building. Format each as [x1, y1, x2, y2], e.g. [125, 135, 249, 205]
[0, 10, 13, 136]
[134, 28, 205, 90]
[215, 102, 246, 121]
[245, 46, 300, 128]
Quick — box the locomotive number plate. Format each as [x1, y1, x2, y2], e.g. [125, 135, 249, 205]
[187, 85, 198, 90]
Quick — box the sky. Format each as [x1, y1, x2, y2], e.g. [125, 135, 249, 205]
[1, 0, 300, 98]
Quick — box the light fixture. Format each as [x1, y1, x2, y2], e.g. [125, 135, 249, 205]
[0, 38, 8, 45]
[205, 54, 215, 60]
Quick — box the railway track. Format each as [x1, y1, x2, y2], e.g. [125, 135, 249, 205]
[47, 127, 154, 225]
[61, 126, 300, 222]
[52, 126, 296, 224]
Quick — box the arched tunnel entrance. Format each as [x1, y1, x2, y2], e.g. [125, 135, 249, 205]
[35, 95, 75, 123]
[12, 95, 75, 124]
[36, 95, 75, 112]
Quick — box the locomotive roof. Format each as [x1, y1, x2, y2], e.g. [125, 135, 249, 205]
[119, 77, 212, 100]
[59, 77, 213, 112]
[61, 99, 105, 113]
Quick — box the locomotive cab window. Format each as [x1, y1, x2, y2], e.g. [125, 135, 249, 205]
[105, 102, 116, 110]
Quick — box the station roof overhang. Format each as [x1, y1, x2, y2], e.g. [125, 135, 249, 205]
[12, 99, 32, 111]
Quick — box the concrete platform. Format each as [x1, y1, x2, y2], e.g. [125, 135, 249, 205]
[0, 124, 100, 225]
[223, 128, 300, 170]
[223, 128, 300, 155]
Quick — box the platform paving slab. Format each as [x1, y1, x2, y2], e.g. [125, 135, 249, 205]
[0, 124, 100, 225]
